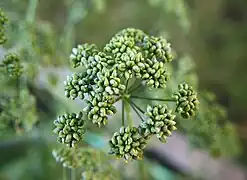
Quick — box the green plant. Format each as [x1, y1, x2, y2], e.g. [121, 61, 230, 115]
[1, 1, 244, 179]
[52, 28, 199, 179]
[0, 8, 38, 137]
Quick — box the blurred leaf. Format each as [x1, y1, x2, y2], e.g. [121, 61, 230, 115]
[0, 138, 40, 169]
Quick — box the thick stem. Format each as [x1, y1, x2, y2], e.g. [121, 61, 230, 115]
[122, 100, 125, 126]
[63, 167, 67, 180]
[70, 168, 76, 180]
[124, 100, 133, 127]
[26, 0, 38, 24]
[139, 161, 148, 180]
[131, 96, 176, 102]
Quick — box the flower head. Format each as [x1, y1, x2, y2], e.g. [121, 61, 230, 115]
[139, 104, 177, 143]
[2, 53, 22, 77]
[52, 147, 83, 168]
[108, 126, 147, 162]
[53, 112, 86, 147]
[173, 83, 199, 118]
[0, 9, 8, 45]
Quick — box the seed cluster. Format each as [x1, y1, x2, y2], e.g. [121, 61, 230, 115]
[53, 147, 120, 179]
[64, 72, 92, 100]
[53, 112, 85, 147]
[2, 53, 22, 77]
[139, 104, 177, 143]
[53, 28, 199, 163]
[63, 28, 174, 127]
[108, 126, 147, 162]
[173, 83, 200, 118]
[52, 147, 83, 168]
[0, 9, 8, 45]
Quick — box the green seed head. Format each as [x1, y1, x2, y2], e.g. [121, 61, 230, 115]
[173, 83, 199, 119]
[53, 112, 85, 147]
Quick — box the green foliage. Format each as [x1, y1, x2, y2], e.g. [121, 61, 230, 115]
[54, 28, 199, 167]
[165, 56, 242, 158]
[0, 7, 38, 138]
[0, 89, 37, 134]
[0, 0, 245, 179]
[190, 91, 241, 158]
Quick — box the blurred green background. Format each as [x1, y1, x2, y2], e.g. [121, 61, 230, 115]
[0, 0, 247, 179]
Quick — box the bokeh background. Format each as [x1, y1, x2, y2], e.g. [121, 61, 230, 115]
[0, 0, 247, 179]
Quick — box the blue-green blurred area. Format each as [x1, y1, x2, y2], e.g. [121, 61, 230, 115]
[0, 0, 247, 179]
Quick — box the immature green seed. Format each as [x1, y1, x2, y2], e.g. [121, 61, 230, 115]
[173, 83, 199, 119]
[53, 112, 85, 147]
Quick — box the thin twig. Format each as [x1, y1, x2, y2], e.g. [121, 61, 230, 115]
[131, 96, 176, 102]
[129, 101, 145, 122]
[130, 100, 145, 114]
[124, 78, 130, 93]
[128, 82, 142, 94]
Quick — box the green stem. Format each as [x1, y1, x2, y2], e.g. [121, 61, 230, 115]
[124, 99, 133, 127]
[125, 78, 130, 93]
[114, 96, 122, 103]
[71, 168, 76, 180]
[130, 100, 145, 114]
[131, 96, 176, 102]
[129, 101, 145, 122]
[0, 64, 4, 68]
[122, 100, 125, 126]
[63, 167, 67, 180]
[16, 76, 20, 98]
[14, 76, 21, 134]
[26, 0, 38, 24]
[128, 82, 142, 94]
[139, 161, 148, 180]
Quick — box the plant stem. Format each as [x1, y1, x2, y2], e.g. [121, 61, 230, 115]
[71, 168, 76, 180]
[131, 96, 176, 102]
[63, 167, 67, 180]
[26, 0, 38, 24]
[139, 160, 148, 180]
[124, 99, 133, 127]
[14, 76, 21, 134]
[125, 78, 130, 93]
[122, 99, 125, 126]
[130, 100, 145, 114]
[128, 83, 142, 94]
[129, 101, 145, 122]
[114, 96, 122, 103]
